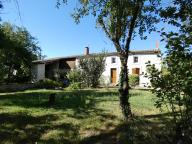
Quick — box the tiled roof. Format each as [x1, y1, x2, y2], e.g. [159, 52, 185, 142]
[33, 49, 160, 64]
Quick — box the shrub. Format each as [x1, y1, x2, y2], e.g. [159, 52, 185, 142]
[79, 53, 106, 88]
[99, 75, 110, 88]
[68, 82, 81, 89]
[67, 69, 83, 89]
[147, 38, 192, 143]
[129, 74, 139, 87]
[67, 69, 82, 83]
[34, 78, 62, 89]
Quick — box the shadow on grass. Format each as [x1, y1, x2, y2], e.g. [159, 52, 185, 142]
[0, 90, 119, 116]
[0, 111, 173, 144]
[0, 89, 174, 144]
[80, 113, 173, 144]
[0, 112, 79, 144]
[0, 89, 145, 109]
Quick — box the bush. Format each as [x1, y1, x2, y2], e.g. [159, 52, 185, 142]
[68, 82, 81, 89]
[34, 79, 62, 89]
[129, 74, 139, 87]
[99, 75, 110, 88]
[67, 69, 82, 83]
[79, 53, 106, 88]
[67, 70, 82, 89]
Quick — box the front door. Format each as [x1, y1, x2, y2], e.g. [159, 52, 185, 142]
[132, 68, 140, 75]
[111, 68, 117, 84]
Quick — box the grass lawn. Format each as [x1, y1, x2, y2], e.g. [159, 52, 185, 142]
[0, 89, 172, 144]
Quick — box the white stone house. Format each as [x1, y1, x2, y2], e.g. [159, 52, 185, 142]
[32, 47, 161, 87]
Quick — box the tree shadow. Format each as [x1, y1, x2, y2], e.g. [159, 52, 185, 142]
[79, 112, 173, 144]
[0, 112, 79, 144]
[0, 89, 147, 109]
[0, 90, 121, 143]
[0, 90, 119, 117]
[0, 89, 174, 143]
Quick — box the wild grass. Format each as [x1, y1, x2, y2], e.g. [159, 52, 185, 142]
[0, 89, 172, 144]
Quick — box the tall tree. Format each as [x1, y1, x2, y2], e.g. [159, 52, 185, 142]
[0, 22, 41, 83]
[57, 0, 160, 119]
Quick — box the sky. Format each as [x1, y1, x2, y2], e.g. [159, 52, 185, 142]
[1, 0, 165, 58]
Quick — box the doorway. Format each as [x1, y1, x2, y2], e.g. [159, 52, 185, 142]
[111, 68, 117, 84]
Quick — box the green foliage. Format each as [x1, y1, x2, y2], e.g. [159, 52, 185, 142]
[67, 70, 82, 89]
[129, 74, 139, 87]
[0, 22, 41, 83]
[57, 0, 160, 41]
[67, 69, 82, 83]
[34, 79, 62, 89]
[68, 82, 81, 90]
[147, 1, 192, 142]
[147, 29, 192, 144]
[79, 53, 106, 88]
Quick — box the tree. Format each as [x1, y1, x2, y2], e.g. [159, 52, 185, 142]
[147, 36, 192, 144]
[79, 53, 106, 88]
[57, 0, 160, 119]
[147, 0, 192, 143]
[0, 22, 41, 83]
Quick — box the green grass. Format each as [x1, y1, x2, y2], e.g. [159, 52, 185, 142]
[0, 89, 171, 144]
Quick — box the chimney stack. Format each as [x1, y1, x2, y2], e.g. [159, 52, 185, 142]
[84, 47, 89, 55]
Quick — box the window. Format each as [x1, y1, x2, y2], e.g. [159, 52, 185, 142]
[133, 56, 138, 63]
[111, 57, 116, 64]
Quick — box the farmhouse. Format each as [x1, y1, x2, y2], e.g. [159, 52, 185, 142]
[32, 47, 161, 87]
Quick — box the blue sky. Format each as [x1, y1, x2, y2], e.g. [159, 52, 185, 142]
[1, 0, 165, 58]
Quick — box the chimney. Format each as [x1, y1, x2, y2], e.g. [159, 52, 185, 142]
[84, 47, 89, 55]
[156, 41, 159, 50]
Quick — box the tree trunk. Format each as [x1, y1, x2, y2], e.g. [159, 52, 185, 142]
[7, 65, 13, 84]
[119, 56, 132, 120]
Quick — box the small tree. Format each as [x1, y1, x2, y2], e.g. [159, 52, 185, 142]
[79, 53, 106, 88]
[147, 1, 192, 143]
[147, 40, 192, 143]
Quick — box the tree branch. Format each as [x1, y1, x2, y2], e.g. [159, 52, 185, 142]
[99, 17, 113, 41]
[125, 1, 143, 55]
[99, 17, 122, 53]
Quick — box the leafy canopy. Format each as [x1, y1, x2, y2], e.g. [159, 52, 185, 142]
[57, 0, 160, 51]
[0, 22, 41, 83]
[147, 0, 192, 142]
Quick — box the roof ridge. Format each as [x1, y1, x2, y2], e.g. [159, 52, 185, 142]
[33, 49, 161, 64]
